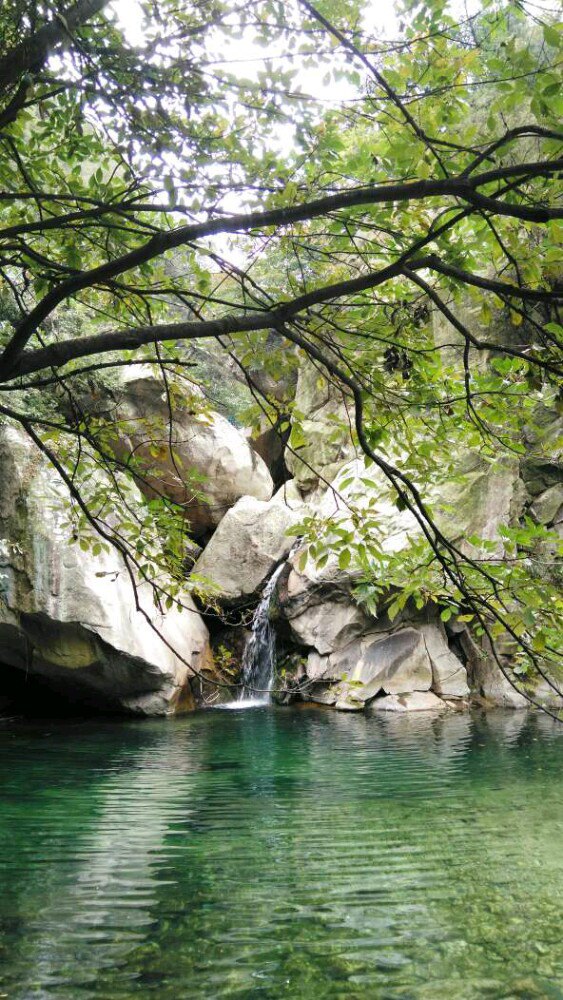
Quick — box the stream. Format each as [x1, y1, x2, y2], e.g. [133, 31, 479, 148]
[0, 707, 561, 999]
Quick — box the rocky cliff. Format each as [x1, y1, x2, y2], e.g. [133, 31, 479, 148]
[0, 355, 561, 717]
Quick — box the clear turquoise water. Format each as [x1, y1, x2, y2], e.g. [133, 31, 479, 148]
[0, 707, 561, 999]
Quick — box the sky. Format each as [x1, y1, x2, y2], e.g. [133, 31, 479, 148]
[110, 0, 400, 102]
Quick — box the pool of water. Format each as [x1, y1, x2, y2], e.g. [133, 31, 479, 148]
[0, 707, 561, 999]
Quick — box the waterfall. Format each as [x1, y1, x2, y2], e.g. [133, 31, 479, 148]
[237, 562, 286, 706]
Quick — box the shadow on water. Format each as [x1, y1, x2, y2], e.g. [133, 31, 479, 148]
[0, 707, 561, 999]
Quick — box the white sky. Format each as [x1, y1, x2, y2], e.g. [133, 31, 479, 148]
[110, 0, 400, 102]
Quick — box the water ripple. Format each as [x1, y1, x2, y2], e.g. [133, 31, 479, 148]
[0, 708, 561, 999]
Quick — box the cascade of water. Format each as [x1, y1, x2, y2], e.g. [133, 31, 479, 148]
[238, 562, 286, 705]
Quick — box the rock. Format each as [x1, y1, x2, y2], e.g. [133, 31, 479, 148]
[286, 361, 356, 492]
[419, 623, 469, 697]
[457, 629, 528, 709]
[250, 420, 290, 488]
[272, 479, 305, 510]
[246, 330, 298, 402]
[521, 405, 563, 496]
[308, 628, 433, 710]
[456, 627, 563, 711]
[278, 450, 520, 713]
[288, 601, 372, 655]
[433, 298, 495, 375]
[0, 424, 212, 715]
[372, 691, 447, 712]
[284, 450, 520, 605]
[108, 372, 273, 535]
[437, 452, 521, 559]
[191, 491, 303, 604]
[530, 484, 563, 526]
[531, 679, 563, 710]
[277, 449, 523, 712]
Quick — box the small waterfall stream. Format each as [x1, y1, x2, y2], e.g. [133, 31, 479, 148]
[236, 562, 286, 707]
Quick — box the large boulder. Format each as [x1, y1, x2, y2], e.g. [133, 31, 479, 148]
[286, 362, 356, 493]
[288, 600, 372, 655]
[304, 628, 435, 711]
[0, 423, 212, 715]
[191, 485, 304, 605]
[107, 371, 273, 535]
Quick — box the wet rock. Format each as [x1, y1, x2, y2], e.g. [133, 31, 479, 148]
[372, 691, 447, 712]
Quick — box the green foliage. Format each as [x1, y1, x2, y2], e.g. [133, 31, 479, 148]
[0, 0, 561, 700]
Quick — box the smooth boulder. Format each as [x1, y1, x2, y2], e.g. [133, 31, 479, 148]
[304, 628, 435, 711]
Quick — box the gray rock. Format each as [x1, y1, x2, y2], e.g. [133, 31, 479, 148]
[530, 484, 563, 526]
[286, 361, 356, 492]
[191, 492, 303, 604]
[250, 422, 290, 487]
[108, 371, 273, 534]
[308, 628, 433, 710]
[372, 691, 447, 712]
[457, 629, 528, 709]
[278, 449, 526, 714]
[289, 601, 371, 655]
[521, 405, 563, 496]
[0, 424, 212, 715]
[420, 623, 469, 697]
[284, 450, 520, 601]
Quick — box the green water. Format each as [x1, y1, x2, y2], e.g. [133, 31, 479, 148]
[0, 708, 561, 1000]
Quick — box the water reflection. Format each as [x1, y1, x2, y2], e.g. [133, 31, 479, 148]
[0, 709, 561, 999]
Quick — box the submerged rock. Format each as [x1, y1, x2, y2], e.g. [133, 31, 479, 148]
[0, 424, 212, 715]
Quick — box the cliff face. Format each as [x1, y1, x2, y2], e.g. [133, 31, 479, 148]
[0, 350, 561, 717]
[0, 424, 212, 716]
[188, 369, 562, 714]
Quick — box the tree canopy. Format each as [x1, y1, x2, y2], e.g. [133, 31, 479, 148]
[0, 0, 561, 710]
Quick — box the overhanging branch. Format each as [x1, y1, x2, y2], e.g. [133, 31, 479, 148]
[1, 158, 561, 376]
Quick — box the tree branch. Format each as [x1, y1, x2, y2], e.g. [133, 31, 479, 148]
[1, 160, 561, 376]
[0, 0, 109, 96]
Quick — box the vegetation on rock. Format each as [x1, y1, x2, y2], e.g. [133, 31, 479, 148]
[0, 0, 561, 710]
